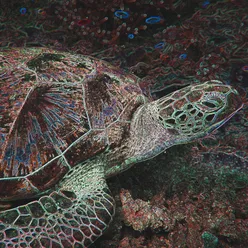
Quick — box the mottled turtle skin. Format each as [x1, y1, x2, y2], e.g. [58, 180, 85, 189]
[0, 48, 243, 248]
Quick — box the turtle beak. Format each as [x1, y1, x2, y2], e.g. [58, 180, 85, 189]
[207, 87, 244, 133]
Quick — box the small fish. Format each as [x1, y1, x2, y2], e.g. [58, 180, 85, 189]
[145, 16, 161, 24]
[36, 9, 46, 16]
[128, 33, 134, 39]
[114, 10, 129, 19]
[202, 1, 210, 8]
[77, 19, 91, 26]
[154, 42, 165, 49]
[179, 53, 187, 60]
[20, 7, 27, 15]
[241, 65, 248, 72]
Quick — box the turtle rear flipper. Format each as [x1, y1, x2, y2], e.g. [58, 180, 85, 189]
[0, 161, 115, 248]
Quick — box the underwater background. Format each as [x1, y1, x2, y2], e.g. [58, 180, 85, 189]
[0, 0, 248, 247]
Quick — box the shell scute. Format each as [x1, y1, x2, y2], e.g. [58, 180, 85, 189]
[0, 48, 145, 201]
[0, 178, 35, 201]
[27, 157, 69, 191]
[64, 130, 107, 167]
[0, 82, 86, 178]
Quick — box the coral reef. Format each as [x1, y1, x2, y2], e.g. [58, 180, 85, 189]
[120, 189, 173, 232]
[94, 145, 248, 247]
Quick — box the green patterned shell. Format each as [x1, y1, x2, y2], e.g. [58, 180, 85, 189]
[0, 48, 146, 201]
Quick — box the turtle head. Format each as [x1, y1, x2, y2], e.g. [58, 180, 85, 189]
[155, 80, 243, 145]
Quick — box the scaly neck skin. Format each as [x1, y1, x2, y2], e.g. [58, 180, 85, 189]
[127, 102, 175, 163]
[104, 100, 179, 178]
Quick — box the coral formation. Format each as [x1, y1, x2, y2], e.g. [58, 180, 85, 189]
[120, 189, 173, 232]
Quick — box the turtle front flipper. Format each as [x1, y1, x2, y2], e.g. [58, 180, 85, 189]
[0, 161, 115, 248]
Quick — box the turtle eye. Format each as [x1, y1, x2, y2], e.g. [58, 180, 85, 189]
[201, 91, 226, 110]
[202, 100, 220, 109]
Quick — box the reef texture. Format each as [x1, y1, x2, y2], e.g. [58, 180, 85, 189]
[94, 144, 248, 247]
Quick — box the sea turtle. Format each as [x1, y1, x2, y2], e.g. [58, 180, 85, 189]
[0, 48, 243, 248]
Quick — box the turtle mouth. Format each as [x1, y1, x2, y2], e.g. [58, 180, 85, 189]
[207, 102, 243, 134]
[206, 87, 244, 133]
